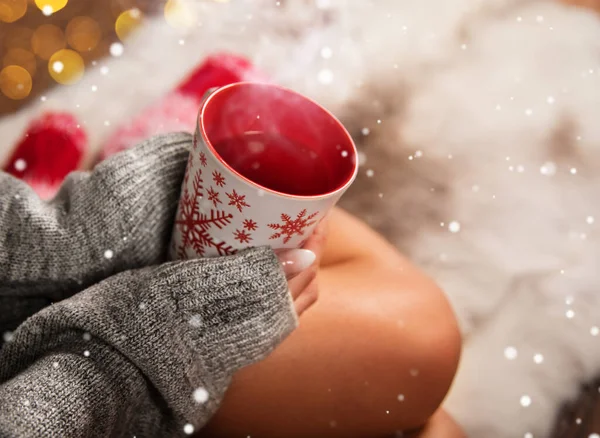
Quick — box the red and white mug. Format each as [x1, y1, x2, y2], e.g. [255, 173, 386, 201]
[169, 82, 358, 259]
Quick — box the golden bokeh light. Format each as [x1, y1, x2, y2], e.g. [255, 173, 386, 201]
[164, 0, 196, 29]
[115, 8, 143, 41]
[31, 24, 66, 60]
[0, 0, 28, 23]
[2, 26, 33, 51]
[0, 65, 32, 100]
[3, 48, 37, 77]
[34, 0, 67, 15]
[48, 49, 84, 85]
[66, 16, 101, 52]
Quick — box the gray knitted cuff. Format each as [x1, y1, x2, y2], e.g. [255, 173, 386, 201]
[96, 131, 193, 266]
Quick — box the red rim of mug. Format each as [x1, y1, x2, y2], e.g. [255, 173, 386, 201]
[198, 81, 359, 200]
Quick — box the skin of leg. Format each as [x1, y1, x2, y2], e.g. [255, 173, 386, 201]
[198, 208, 463, 438]
[406, 409, 466, 438]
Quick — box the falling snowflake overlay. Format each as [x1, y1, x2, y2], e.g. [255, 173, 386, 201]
[226, 189, 251, 213]
[268, 209, 320, 244]
[174, 165, 236, 258]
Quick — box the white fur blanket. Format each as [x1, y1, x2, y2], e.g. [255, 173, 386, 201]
[1, 1, 600, 436]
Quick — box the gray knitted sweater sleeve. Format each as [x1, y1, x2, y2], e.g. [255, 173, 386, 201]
[0, 133, 297, 437]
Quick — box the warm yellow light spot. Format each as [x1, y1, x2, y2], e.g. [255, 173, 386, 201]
[66, 16, 101, 52]
[0, 65, 32, 100]
[0, 0, 27, 23]
[34, 0, 67, 15]
[2, 26, 33, 51]
[31, 24, 66, 60]
[115, 8, 143, 41]
[3, 48, 37, 77]
[164, 0, 195, 29]
[48, 49, 84, 85]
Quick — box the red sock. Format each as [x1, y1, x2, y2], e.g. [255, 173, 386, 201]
[3, 112, 86, 200]
[99, 53, 268, 161]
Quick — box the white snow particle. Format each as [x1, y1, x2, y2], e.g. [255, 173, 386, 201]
[42, 5, 53, 15]
[496, 104, 502, 111]
[533, 354, 544, 364]
[40, 96, 47, 102]
[83, 332, 91, 341]
[3, 331, 14, 343]
[100, 66, 109, 75]
[14, 194, 20, 200]
[516, 16, 522, 22]
[520, 395, 532, 407]
[341, 150, 348, 158]
[504, 346, 518, 360]
[104, 120, 111, 127]
[591, 326, 599, 336]
[189, 315, 202, 328]
[320, 46, 333, 59]
[536, 15, 544, 23]
[104, 249, 114, 259]
[589, 434, 599, 438]
[318, 69, 334, 84]
[377, 119, 382, 124]
[366, 169, 374, 177]
[525, 108, 533, 116]
[547, 96, 555, 104]
[110, 43, 124, 57]
[576, 418, 582, 424]
[460, 43, 467, 50]
[91, 85, 98, 92]
[524, 433, 533, 438]
[540, 162, 556, 176]
[448, 221, 461, 233]
[139, 302, 147, 310]
[570, 167, 578, 175]
[183, 424, 195, 435]
[397, 394, 405, 402]
[193, 387, 209, 404]
[14, 159, 27, 172]
[566, 309, 575, 319]
[409, 368, 419, 377]
[23, 399, 30, 406]
[52, 361, 59, 368]
[179, 39, 185, 45]
[361, 127, 370, 136]
[83, 350, 90, 357]
[52, 61, 64, 74]
[414, 150, 423, 158]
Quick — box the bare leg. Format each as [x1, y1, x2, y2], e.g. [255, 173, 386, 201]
[199, 209, 462, 438]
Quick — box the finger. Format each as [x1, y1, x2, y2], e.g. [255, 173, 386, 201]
[276, 249, 316, 279]
[294, 277, 319, 316]
[302, 217, 330, 266]
[287, 266, 317, 300]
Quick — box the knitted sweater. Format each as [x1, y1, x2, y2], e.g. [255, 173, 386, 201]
[0, 132, 297, 437]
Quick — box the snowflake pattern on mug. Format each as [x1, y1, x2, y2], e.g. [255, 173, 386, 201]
[243, 219, 258, 231]
[268, 209, 319, 244]
[199, 151, 207, 167]
[212, 170, 226, 187]
[173, 165, 236, 258]
[226, 189, 251, 213]
[233, 228, 253, 244]
[206, 186, 222, 208]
